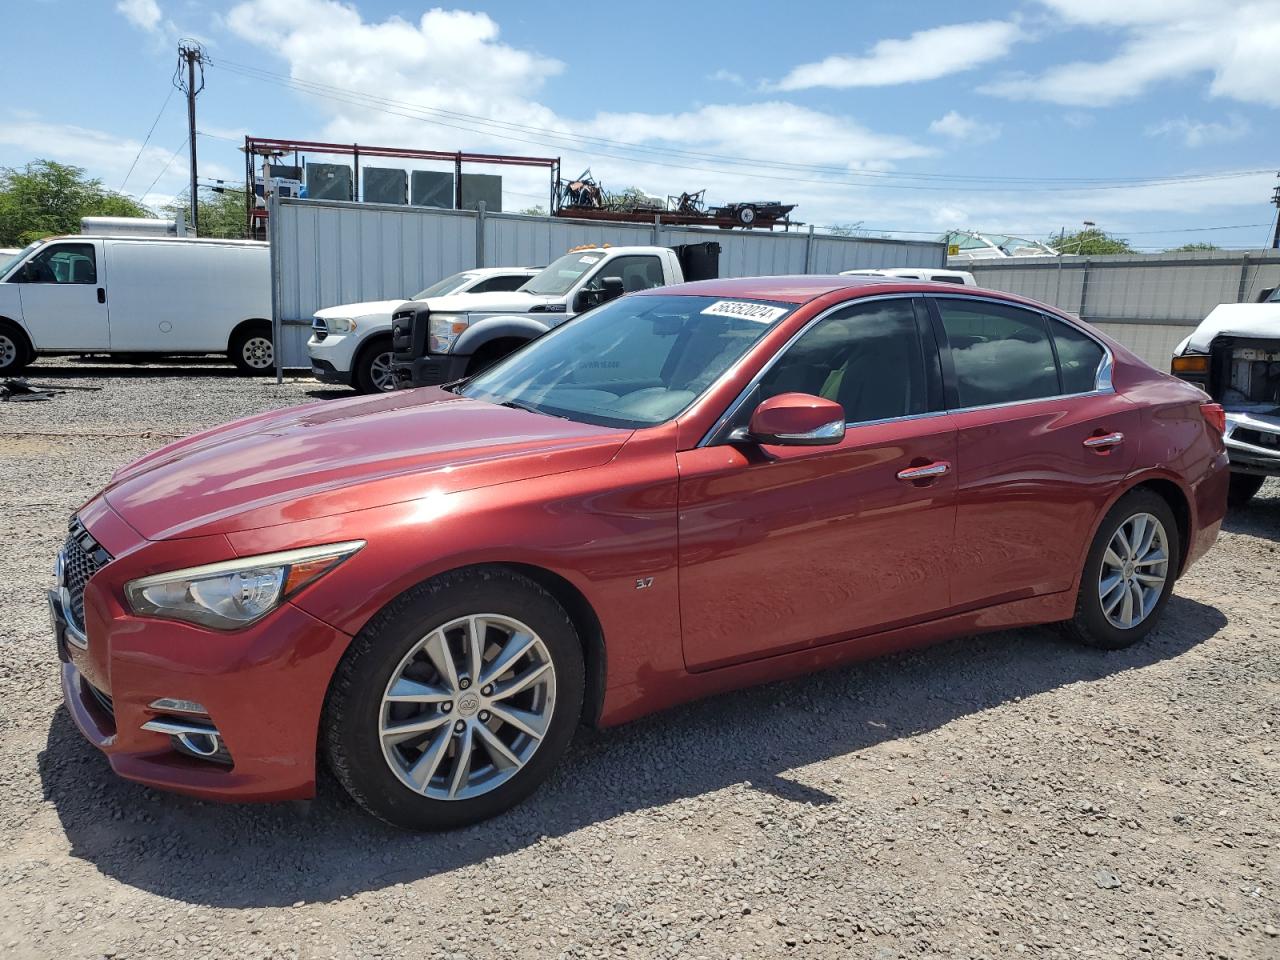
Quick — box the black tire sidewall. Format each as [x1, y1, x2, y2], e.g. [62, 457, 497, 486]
[1227, 473, 1265, 507]
[353, 335, 393, 394]
[0, 322, 30, 375]
[1074, 490, 1181, 649]
[229, 324, 273, 375]
[324, 570, 584, 830]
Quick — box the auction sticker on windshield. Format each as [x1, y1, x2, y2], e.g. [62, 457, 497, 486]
[701, 300, 789, 323]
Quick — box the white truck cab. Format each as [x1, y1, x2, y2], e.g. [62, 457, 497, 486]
[0, 235, 271, 375]
[308, 266, 538, 393]
[390, 245, 693, 389]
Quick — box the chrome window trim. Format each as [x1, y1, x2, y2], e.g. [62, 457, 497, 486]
[698, 291, 1115, 448]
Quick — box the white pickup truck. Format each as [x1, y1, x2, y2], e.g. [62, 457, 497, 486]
[308, 266, 538, 393]
[390, 244, 717, 389]
[1171, 284, 1280, 505]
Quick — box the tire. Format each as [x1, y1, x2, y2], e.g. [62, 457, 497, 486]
[0, 321, 31, 376]
[737, 205, 756, 226]
[465, 338, 525, 377]
[229, 323, 274, 375]
[353, 335, 395, 394]
[1062, 488, 1181, 650]
[323, 568, 585, 830]
[1227, 472, 1266, 507]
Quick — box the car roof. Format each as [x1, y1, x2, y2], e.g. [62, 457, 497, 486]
[641, 274, 961, 304]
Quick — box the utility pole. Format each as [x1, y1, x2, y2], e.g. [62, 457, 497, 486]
[175, 40, 207, 234]
[1271, 172, 1279, 250]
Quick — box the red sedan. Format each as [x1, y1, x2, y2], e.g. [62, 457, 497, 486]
[50, 276, 1228, 829]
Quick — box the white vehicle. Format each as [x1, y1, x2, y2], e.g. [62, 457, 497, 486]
[1170, 285, 1280, 505]
[0, 236, 271, 375]
[309, 266, 538, 393]
[840, 267, 976, 286]
[391, 245, 695, 388]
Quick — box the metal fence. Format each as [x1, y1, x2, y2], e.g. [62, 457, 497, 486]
[269, 196, 946, 368]
[964, 250, 1280, 368]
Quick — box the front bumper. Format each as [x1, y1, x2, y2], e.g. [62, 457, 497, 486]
[307, 331, 358, 383]
[1224, 409, 1280, 476]
[51, 509, 355, 802]
[390, 351, 470, 389]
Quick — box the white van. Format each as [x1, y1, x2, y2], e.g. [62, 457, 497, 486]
[0, 235, 272, 375]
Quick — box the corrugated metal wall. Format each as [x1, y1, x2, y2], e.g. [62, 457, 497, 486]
[271, 198, 945, 367]
[965, 250, 1280, 367]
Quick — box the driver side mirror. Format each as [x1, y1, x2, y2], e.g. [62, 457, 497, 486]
[742, 393, 845, 446]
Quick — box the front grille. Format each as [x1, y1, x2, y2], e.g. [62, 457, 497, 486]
[63, 517, 112, 635]
[1234, 426, 1280, 450]
[311, 317, 328, 342]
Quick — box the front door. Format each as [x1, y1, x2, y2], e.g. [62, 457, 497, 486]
[13, 240, 109, 350]
[928, 295, 1140, 607]
[678, 297, 958, 671]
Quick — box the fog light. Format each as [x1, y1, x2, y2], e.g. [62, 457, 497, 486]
[148, 697, 209, 716]
[141, 716, 233, 766]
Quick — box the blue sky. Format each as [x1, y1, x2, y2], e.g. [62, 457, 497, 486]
[3, 0, 1278, 249]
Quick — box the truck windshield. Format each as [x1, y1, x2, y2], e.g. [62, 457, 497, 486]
[461, 294, 794, 429]
[0, 241, 41, 281]
[412, 272, 476, 300]
[521, 250, 607, 296]
[1268, 287, 1280, 303]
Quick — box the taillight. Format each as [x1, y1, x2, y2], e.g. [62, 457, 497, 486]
[1200, 402, 1226, 434]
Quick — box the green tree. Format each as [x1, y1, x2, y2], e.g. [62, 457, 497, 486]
[1165, 241, 1220, 252]
[516, 204, 548, 217]
[0, 159, 152, 245]
[1051, 227, 1132, 255]
[163, 185, 251, 239]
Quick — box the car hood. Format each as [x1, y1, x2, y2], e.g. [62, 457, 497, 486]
[313, 299, 407, 320]
[423, 290, 561, 315]
[1178, 303, 1280, 354]
[102, 389, 630, 540]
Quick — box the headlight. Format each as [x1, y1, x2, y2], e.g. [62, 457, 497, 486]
[124, 541, 365, 631]
[428, 313, 470, 353]
[325, 317, 357, 333]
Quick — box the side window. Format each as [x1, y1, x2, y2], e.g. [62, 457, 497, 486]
[759, 299, 927, 424]
[18, 243, 97, 284]
[589, 255, 664, 294]
[1050, 319, 1105, 394]
[935, 299, 1057, 407]
[484, 274, 532, 293]
[930, 275, 966, 285]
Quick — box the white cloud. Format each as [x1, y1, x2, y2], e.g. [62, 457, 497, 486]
[116, 0, 162, 32]
[929, 111, 1001, 143]
[1146, 115, 1251, 147]
[709, 68, 745, 87]
[772, 21, 1022, 91]
[982, 0, 1280, 107]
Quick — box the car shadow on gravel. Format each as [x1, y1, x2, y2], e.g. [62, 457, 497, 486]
[37, 594, 1226, 908]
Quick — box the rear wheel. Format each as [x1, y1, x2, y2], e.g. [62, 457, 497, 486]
[1227, 472, 1266, 507]
[323, 568, 584, 830]
[1062, 489, 1180, 650]
[353, 335, 395, 393]
[229, 323, 274, 375]
[0, 322, 30, 376]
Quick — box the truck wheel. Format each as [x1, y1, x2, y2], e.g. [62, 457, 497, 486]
[465, 338, 526, 377]
[229, 323, 274, 375]
[0, 322, 31, 376]
[1061, 489, 1180, 650]
[1227, 473, 1266, 507]
[323, 568, 584, 830]
[737, 206, 756, 226]
[353, 336, 396, 394]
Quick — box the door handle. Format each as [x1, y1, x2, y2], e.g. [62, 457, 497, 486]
[897, 461, 951, 482]
[1083, 431, 1124, 451]
[97, 287, 105, 304]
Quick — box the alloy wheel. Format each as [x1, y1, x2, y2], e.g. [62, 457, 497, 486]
[379, 614, 557, 801]
[370, 351, 395, 391]
[242, 336, 273, 369]
[1098, 512, 1169, 629]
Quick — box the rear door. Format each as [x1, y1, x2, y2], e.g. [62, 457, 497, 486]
[678, 296, 958, 671]
[928, 295, 1140, 608]
[13, 240, 109, 349]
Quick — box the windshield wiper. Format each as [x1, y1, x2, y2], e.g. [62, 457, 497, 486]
[496, 399, 568, 420]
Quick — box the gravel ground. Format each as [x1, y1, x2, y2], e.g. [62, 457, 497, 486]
[2, 357, 1277, 960]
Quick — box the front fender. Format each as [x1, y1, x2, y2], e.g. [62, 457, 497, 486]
[453, 315, 549, 356]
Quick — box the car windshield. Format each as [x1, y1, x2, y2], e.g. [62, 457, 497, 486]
[461, 294, 795, 428]
[0, 241, 41, 280]
[1268, 287, 1280, 303]
[520, 250, 607, 296]
[412, 272, 477, 300]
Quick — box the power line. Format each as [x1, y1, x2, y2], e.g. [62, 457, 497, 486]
[118, 87, 176, 193]
[141, 136, 190, 199]
[210, 59, 1271, 194]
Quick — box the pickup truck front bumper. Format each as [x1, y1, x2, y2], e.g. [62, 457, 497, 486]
[391, 352, 470, 389]
[1224, 408, 1280, 476]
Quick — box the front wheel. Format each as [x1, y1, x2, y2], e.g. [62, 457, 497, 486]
[229, 324, 274, 375]
[323, 568, 584, 830]
[1227, 473, 1266, 507]
[0, 324, 30, 376]
[1062, 489, 1180, 650]
[353, 336, 395, 393]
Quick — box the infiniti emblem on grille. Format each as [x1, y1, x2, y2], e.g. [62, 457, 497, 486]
[457, 693, 480, 717]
